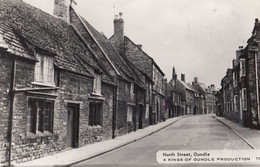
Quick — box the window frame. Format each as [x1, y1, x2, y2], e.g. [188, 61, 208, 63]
[89, 102, 103, 127]
[241, 88, 247, 110]
[240, 59, 246, 77]
[127, 105, 134, 122]
[93, 73, 102, 95]
[34, 53, 55, 85]
[27, 98, 54, 135]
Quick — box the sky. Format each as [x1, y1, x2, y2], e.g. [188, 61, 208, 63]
[23, 0, 260, 89]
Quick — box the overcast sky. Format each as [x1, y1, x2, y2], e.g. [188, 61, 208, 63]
[24, 0, 260, 88]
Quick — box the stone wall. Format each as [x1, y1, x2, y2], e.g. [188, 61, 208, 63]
[115, 80, 135, 136]
[0, 54, 12, 164]
[1, 59, 114, 164]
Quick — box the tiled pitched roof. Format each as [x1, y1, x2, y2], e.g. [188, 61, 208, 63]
[0, 0, 113, 79]
[167, 80, 182, 95]
[178, 80, 195, 92]
[80, 17, 133, 78]
[0, 20, 36, 61]
[124, 36, 165, 77]
[78, 16, 145, 87]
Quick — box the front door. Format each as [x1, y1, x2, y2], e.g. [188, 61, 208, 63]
[139, 104, 144, 129]
[66, 103, 79, 148]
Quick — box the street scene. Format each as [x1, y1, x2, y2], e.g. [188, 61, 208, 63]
[0, 0, 260, 166]
[73, 115, 256, 167]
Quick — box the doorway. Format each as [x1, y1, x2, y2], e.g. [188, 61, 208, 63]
[139, 104, 144, 129]
[66, 103, 79, 148]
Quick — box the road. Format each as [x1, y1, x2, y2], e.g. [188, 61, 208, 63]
[72, 115, 258, 167]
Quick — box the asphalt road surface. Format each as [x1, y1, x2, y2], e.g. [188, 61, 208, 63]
[72, 115, 258, 167]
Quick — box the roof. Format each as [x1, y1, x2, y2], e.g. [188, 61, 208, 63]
[0, 20, 36, 61]
[0, 0, 109, 78]
[178, 80, 195, 92]
[167, 79, 182, 95]
[76, 15, 145, 87]
[188, 84, 200, 94]
[124, 36, 165, 76]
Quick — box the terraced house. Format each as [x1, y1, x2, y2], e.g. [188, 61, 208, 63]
[219, 19, 260, 129]
[0, 0, 194, 165]
[0, 0, 151, 164]
[60, 0, 148, 136]
[110, 14, 165, 124]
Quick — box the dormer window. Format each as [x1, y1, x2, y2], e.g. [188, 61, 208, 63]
[34, 53, 54, 85]
[93, 73, 102, 95]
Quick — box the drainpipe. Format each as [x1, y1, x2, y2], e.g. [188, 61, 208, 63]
[255, 51, 260, 127]
[112, 84, 117, 139]
[134, 85, 137, 132]
[8, 57, 16, 166]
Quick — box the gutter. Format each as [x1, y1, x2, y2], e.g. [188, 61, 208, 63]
[8, 57, 16, 166]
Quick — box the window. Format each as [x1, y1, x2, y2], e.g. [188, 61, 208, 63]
[240, 59, 246, 77]
[130, 83, 134, 98]
[93, 73, 102, 95]
[89, 102, 102, 126]
[234, 95, 239, 112]
[233, 72, 237, 86]
[241, 88, 247, 110]
[127, 105, 134, 122]
[35, 53, 54, 85]
[145, 104, 149, 119]
[27, 99, 54, 134]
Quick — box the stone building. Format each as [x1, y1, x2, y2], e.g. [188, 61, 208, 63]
[175, 74, 195, 115]
[219, 19, 260, 129]
[190, 84, 204, 115]
[166, 67, 185, 117]
[221, 69, 234, 120]
[110, 13, 165, 125]
[0, 0, 119, 164]
[63, 2, 147, 136]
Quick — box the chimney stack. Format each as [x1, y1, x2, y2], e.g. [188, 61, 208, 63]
[194, 77, 198, 84]
[113, 12, 125, 54]
[171, 66, 177, 87]
[53, 0, 70, 22]
[236, 46, 243, 59]
[181, 74, 185, 82]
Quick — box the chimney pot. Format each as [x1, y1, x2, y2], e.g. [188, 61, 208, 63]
[119, 12, 123, 18]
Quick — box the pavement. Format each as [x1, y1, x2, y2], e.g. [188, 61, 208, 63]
[213, 115, 260, 149]
[15, 115, 188, 167]
[15, 115, 260, 167]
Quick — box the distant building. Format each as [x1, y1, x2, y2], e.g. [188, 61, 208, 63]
[175, 74, 195, 115]
[166, 67, 185, 117]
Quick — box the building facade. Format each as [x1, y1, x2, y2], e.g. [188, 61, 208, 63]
[110, 13, 165, 125]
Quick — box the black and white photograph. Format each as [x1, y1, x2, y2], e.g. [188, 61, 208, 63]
[0, 0, 260, 166]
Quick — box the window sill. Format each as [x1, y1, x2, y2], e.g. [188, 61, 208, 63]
[26, 131, 54, 139]
[31, 82, 57, 88]
[88, 125, 102, 129]
[91, 92, 103, 97]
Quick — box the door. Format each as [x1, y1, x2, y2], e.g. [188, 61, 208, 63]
[66, 103, 79, 148]
[139, 104, 144, 129]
